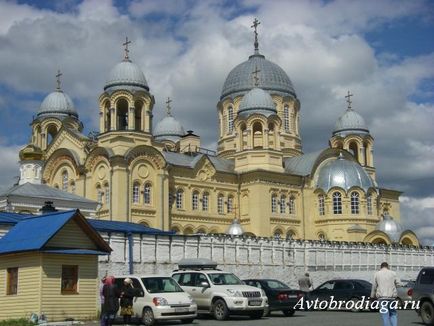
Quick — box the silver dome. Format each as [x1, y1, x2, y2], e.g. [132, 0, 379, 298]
[375, 213, 403, 243]
[333, 108, 369, 137]
[154, 116, 185, 141]
[221, 54, 296, 100]
[104, 60, 149, 92]
[238, 87, 276, 118]
[226, 218, 244, 236]
[37, 90, 78, 119]
[316, 154, 375, 193]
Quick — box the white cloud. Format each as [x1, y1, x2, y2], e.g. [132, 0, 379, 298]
[401, 196, 434, 245]
[0, 141, 22, 192]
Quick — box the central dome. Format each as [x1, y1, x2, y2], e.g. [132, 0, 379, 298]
[238, 87, 276, 118]
[104, 60, 149, 92]
[37, 90, 78, 119]
[221, 54, 296, 100]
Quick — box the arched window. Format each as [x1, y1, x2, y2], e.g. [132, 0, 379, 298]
[132, 182, 140, 204]
[284, 106, 290, 132]
[70, 181, 76, 194]
[288, 196, 296, 215]
[351, 192, 360, 214]
[228, 107, 234, 134]
[218, 194, 224, 214]
[349, 142, 359, 162]
[144, 183, 151, 204]
[367, 194, 373, 215]
[318, 194, 325, 216]
[333, 192, 342, 214]
[62, 171, 68, 191]
[104, 183, 110, 204]
[202, 192, 209, 211]
[116, 98, 129, 130]
[319, 233, 326, 241]
[46, 124, 58, 146]
[286, 231, 295, 240]
[176, 189, 184, 209]
[96, 185, 103, 204]
[274, 229, 283, 239]
[227, 196, 233, 213]
[192, 191, 199, 210]
[271, 194, 278, 213]
[134, 100, 143, 131]
[280, 195, 286, 214]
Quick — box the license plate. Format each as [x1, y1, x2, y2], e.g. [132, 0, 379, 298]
[175, 308, 189, 313]
[249, 300, 262, 306]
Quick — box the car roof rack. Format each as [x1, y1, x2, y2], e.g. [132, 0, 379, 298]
[176, 258, 219, 271]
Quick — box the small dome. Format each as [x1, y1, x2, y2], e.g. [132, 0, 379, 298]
[238, 87, 276, 118]
[104, 60, 149, 92]
[226, 219, 244, 236]
[375, 213, 403, 243]
[221, 54, 296, 100]
[333, 109, 369, 137]
[37, 90, 78, 119]
[316, 154, 375, 193]
[154, 116, 185, 142]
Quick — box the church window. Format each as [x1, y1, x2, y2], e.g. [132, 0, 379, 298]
[271, 194, 278, 213]
[96, 185, 103, 204]
[284, 106, 290, 132]
[333, 192, 342, 214]
[351, 192, 360, 214]
[62, 171, 68, 191]
[367, 194, 373, 215]
[280, 195, 286, 214]
[218, 194, 224, 214]
[70, 181, 76, 194]
[202, 192, 209, 211]
[318, 194, 325, 216]
[104, 183, 110, 204]
[132, 183, 140, 204]
[286, 231, 295, 240]
[176, 189, 184, 209]
[144, 183, 151, 204]
[192, 191, 199, 210]
[288, 196, 296, 215]
[116, 98, 129, 130]
[227, 196, 233, 213]
[228, 107, 234, 134]
[318, 233, 326, 241]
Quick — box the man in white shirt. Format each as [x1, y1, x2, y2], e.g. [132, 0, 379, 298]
[371, 262, 400, 326]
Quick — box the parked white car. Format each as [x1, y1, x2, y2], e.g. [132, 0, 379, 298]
[172, 258, 268, 320]
[114, 275, 197, 326]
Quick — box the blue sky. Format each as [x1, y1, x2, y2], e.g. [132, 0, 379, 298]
[0, 0, 433, 242]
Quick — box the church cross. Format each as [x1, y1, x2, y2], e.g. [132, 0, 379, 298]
[345, 90, 353, 110]
[56, 69, 63, 90]
[166, 97, 172, 116]
[252, 65, 261, 87]
[251, 18, 261, 53]
[123, 36, 132, 61]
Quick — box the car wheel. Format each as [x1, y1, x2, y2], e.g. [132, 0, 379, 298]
[142, 307, 155, 326]
[282, 309, 295, 317]
[350, 297, 361, 312]
[180, 318, 195, 324]
[213, 299, 229, 321]
[421, 301, 434, 325]
[249, 310, 264, 319]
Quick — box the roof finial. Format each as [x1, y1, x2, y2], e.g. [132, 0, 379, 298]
[251, 18, 261, 54]
[165, 97, 172, 116]
[123, 36, 132, 61]
[252, 65, 261, 87]
[345, 90, 353, 111]
[56, 69, 63, 91]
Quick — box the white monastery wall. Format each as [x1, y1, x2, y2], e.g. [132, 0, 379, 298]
[99, 234, 434, 287]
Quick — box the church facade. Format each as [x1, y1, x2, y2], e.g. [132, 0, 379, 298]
[17, 26, 418, 245]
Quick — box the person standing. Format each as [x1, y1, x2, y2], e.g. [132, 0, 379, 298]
[371, 262, 400, 326]
[120, 278, 135, 325]
[298, 272, 313, 292]
[100, 276, 107, 326]
[102, 276, 120, 326]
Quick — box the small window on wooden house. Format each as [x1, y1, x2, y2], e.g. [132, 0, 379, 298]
[7, 267, 18, 295]
[61, 265, 78, 294]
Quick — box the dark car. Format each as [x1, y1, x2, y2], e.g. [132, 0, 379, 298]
[412, 267, 434, 325]
[243, 279, 304, 316]
[307, 279, 372, 312]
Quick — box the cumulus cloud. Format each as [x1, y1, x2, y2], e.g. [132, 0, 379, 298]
[401, 196, 434, 245]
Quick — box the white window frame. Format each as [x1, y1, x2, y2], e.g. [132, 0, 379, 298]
[351, 192, 360, 214]
[367, 194, 373, 215]
[318, 194, 325, 216]
[202, 193, 209, 211]
[62, 171, 68, 192]
[218, 195, 224, 214]
[228, 107, 234, 134]
[176, 189, 183, 209]
[144, 183, 151, 205]
[333, 192, 342, 214]
[271, 194, 277, 213]
[284, 106, 290, 132]
[132, 183, 140, 204]
[192, 191, 199, 210]
[288, 196, 296, 215]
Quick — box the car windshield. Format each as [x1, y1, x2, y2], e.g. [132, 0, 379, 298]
[265, 280, 289, 289]
[208, 273, 243, 285]
[141, 277, 183, 293]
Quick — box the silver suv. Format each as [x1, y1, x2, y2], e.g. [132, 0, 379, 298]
[172, 259, 268, 320]
[413, 267, 434, 325]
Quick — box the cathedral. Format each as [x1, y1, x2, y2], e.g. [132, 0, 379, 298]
[14, 21, 419, 245]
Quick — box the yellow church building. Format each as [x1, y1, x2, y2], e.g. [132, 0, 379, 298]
[17, 23, 419, 246]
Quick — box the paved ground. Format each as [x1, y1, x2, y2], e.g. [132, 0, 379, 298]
[79, 310, 424, 326]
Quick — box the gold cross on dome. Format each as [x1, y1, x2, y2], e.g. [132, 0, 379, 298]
[123, 36, 132, 60]
[166, 97, 172, 116]
[345, 90, 353, 110]
[251, 18, 261, 53]
[252, 65, 261, 87]
[56, 69, 63, 90]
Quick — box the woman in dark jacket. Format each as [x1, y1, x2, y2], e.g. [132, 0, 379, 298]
[102, 276, 120, 326]
[120, 278, 135, 324]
